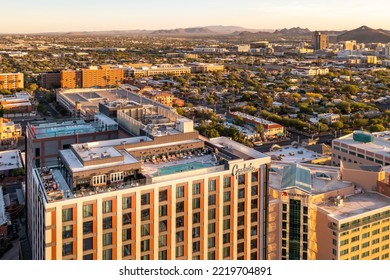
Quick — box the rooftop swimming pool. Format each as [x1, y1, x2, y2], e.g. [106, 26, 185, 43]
[156, 162, 213, 176]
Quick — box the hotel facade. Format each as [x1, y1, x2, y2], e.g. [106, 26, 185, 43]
[28, 102, 271, 260]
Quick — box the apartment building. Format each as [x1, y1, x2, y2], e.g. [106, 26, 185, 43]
[268, 162, 390, 260]
[312, 31, 327, 50]
[332, 131, 390, 167]
[60, 66, 124, 89]
[0, 73, 24, 90]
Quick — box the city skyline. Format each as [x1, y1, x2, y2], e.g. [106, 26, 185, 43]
[1, 0, 390, 33]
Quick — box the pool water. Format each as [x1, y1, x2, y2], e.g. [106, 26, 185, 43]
[156, 162, 213, 176]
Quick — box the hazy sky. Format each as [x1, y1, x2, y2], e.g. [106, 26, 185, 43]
[1, 0, 389, 33]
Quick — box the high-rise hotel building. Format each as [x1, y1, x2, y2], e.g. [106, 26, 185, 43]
[268, 161, 390, 260]
[28, 103, 271, 260]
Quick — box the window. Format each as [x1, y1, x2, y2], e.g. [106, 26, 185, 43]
[122, 197, 131, 209]
[238, 174, 245, 185]
[208, 223, 216, 234]
[349, 236, 359, 244]
[62, 242, 73, 256]
[159, 190, 167, 202]
[238, 202, 245, 212]
[192, 183, 201, 195]
[351, 245, 359, 252]
[208, 251, 216, 260]
[141, 209, 150, 221]
[176, 216, 184, 228]
[141, 240, 150, 252]
[208, 208, 216, 219]
[159, 205, 167, 217]
[332, 239, 337, 246]
[83, 204, 93, 218]
[123, 213, 131, 225]
[62, 225, 73, 239]
[251, 199, 258, 209]
[176, 245, 184, 257]
[192, 226, 200, 238]
[234, 243, 243, 255]
[156, 250, 166, 260]
[123, 244, 131, 257]
[372, 248, 380, 254]
[382, 235, 389, 241]
[223, 233, 230, 244]
[122, 228, 131, 241]
[251, 212, 257, 223]
[159, 235, 167, 247]
[340, 249, 349, 256]
[110, 172, 124, 182]
[62, 208, 73, 222]
[141, 255, 149, 260]
[251, 226, 257, 236]
[373, 229, 380, 235]
[383, 244, 390, 250]
[103, 233, 112, 246]
[351, 255, 359, 260]
[193, 241, 200, 253]
[238, 215, 245, 226]
[223, 247, 230, 258]
[193, 212, 200, 224]
[223, 177, 231, 188]
[83, 254, 93, 260]
[102, 200, 112, 214]
[35, 148, 40, 157]
[362, 232, 370, 239]
[141, 193, 150, 205]
[208, 194, 216, 206]
[176, 186, 184, 198]
[282, 204, 287, 212]
[362, 241, 370, 248]
[382, 253, 389, 260]
[238, 229, 245, 239]
[92, 175, 107, 186]
[208, 237, 215, 248]
[251, 172, 258, 182]
[176, 230, 184, 243]
[383, 226, 389, 232]
[103, 217, 112, 230]
[223, 219, 230, 230]
[362, 251, 370, 258]
[192, 198, 201, 210]
[141, 224, 150, 237]
[251, 186, 258, 196]
[83, 221, 93, 234]
[340, 239, 349, 246]
[83, 237, 93, 251]
[238, 188, 245, 199]
[372, 238, 380, 245]
[223, 191, 231, 202]
[223, 205, 231, 216]
[176, 201, 185, 213]
[159, 220, 167, 232]
[103, 249, 112, 260]
[208, 180, 216, 191]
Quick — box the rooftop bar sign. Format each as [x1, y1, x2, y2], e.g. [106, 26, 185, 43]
[232, 163, 256, 178]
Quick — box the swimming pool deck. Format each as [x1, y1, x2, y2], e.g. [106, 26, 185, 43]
[142, 154, 217, 177]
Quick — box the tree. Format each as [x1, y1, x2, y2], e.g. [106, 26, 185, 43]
[337, 101, 352, 114]
[207, 128, 220, 138]
[369, 124, 385, 133]
[332, 121, 344, 131]
[341, 84, 359, 95]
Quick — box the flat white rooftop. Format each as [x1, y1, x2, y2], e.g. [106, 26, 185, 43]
[0, 150, 22, 171]
[334, 132, 390, 158]
[318, 192, 390, 221]
[266, 145, 329, 163]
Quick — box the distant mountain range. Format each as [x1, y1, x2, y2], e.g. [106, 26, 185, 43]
[337, 25, 390, 43]
[29, 25, 390, 43]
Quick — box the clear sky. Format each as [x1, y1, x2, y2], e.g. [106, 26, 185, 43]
[1, 0, 389, 33]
